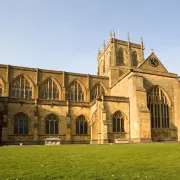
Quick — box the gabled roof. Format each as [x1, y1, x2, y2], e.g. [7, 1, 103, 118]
[138, 52, 168, 73]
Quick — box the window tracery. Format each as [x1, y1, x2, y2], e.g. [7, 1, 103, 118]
[132, 51, 138, 66]
[67, 81, 84, 102]
[40, 78, 59, 100]
[91, 83, 105, 100]
[11, 75, 32, 98]
[147, 86, 170, 129]
[76, 115, 88, 135]
[116, 48, 124, 65]
[14, 113, 29, 135]
[45, 114, 59, 135]
[112, 111, 124, 132]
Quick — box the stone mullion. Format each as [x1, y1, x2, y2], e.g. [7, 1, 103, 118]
[166, 104, 168, 128]
[152, 89, 156, 128]
[23, 119, 24, 135]
[48, 80, 50, 100]
[53, 120, 55, 134]
[77, 83, 79, 101]
[51, 80, 54, 100]
[159, 88, 162, 128]
[19, 77, 22, 98]
[156, 102, 159, 128]
[24, 79, 26, 98]
[49, 120, 50, 135]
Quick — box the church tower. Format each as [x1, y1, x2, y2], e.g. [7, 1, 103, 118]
[97, 31, 145, 86]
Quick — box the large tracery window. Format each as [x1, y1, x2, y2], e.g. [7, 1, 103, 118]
[147, 86, 170, 129]
[14, 113, 29, 135]
[116, 48, 124, 65]
[112, 111, 124, 132]
[67, 81, 84, 102]
[76, 115, 88, 135]
[45, 114, 59, 135]
[11, 75, 32, 98]
[132, 51, 138, 67]
[40, 78, 59, 100]
[91, 83, 105, 100]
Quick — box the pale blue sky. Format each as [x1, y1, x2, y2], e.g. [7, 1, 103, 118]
[0, 0, 180, 75]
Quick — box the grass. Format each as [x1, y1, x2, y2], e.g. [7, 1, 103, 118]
[1, 143, 180, 180]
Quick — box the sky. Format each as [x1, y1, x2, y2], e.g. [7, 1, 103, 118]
[0, 0, 180, 75]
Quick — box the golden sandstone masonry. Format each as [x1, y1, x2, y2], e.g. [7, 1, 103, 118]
[0, 31, 179, 145]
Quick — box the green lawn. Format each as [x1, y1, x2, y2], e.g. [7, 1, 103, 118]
[1, 143, 180, 180]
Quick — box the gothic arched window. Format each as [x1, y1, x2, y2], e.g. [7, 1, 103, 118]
[45, 114, 59, 135]
[76, 115, 88, 135]
[40, 78, 60, 100]
[0, 85, 2, 96]
[117, 48, 124, 65]
[147, 86, 170, 129]
[132, 51, 138, 67]
[91, 83, 105, 100]
[112, 111, 124, 132]
[11, 75, 32, 98]
[14, 113, 29, 135]
[67, 81, 84, 102]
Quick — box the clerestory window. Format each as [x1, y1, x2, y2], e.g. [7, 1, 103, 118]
[40, 78, 59, 100]
[67, 81, 84, 102]
[11, 75, 32, 98]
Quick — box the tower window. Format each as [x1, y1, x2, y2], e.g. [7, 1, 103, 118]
[117, 48, 124, 65]
[132, 51, 138, 67]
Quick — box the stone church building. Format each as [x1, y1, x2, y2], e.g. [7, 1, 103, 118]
[0, 32, 180, 145]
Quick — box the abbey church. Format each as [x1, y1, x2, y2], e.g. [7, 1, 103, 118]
[0, 31, 180, 145]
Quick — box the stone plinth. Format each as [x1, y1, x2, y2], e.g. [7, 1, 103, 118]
[44, 138, 61, 145]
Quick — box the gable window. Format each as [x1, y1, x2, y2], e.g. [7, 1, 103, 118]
[45, 114, 59, 135]
[76, 115, 88, 135]
[67, 81, 84, 102]
[11, 75, 32, 98]
[40, 78, 59, 100]
[112, 111, 124, 132]
[91, 83, 105, 100]
[14, 113, 29, 135]
[147, 86, 170, 129]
